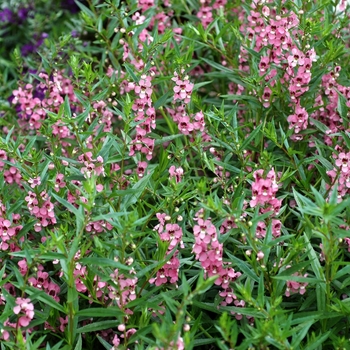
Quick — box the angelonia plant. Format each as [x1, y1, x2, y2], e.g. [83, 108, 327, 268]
[1, 0, 350, 349]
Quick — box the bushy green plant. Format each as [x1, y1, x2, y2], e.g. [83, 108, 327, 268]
[1, 0, 350, 349]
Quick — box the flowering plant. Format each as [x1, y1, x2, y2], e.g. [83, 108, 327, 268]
[1, 0, 350, 349]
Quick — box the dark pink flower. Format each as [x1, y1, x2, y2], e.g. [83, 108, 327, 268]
[169, 166, 184, 183]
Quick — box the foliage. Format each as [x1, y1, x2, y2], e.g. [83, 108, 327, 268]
[1, 0, 350, 349]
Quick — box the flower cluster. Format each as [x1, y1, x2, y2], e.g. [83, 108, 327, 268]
[285, 272, 308, 297]
[109, 267, 138, 311]
[250, 169, 280, 211]
[78, 152, 105, 178]
[172, 71, 194, 104]
[150, 213, 184, 286]
[28, 264, 61, 302]
[85, 220, 113, 235]
[25, 190, 56, 233]
[250, 169, 282, 238]
[13, 297, 35, 327]
[0, 212, 22, 252]
[12, 72, 77, 131]
[167, 107, 206, 136]
[0, 150, 22, 186]
[196, 0, 227, 28]
[169, 165, 184, 183]
[192, 210, 241, 289]
[327, 151, 350, 201]
[127, 73, 156, 163]
[239, 4, 315, 139]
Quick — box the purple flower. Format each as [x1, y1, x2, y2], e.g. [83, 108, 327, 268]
[71, 30, 79, 37]
[0, 8, 13, 23]
[21, 43, 36, 56]
[17, 7, 31, 22]
[60, 0, 83, 13]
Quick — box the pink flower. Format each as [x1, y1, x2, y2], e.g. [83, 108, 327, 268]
[272, 219, 282, 237]
[257, 251, 264, 261]
[177, 115, 194, 135]
[172, 72, 194, 104]
[335, 152, 350, 173]
[287, 48, 305, 68]
[13, 297, 34, 327]
[169, 166, 184, 183]
[137, 161, 148, 178]
[54, 173, 66, 191]
[28, 176, 41, 188]
[134, 75, 152, 99]
[154, 213, 167, 233]
[287, 105, 308, 134]
[250, 168, 279, 209]
[285, 272, 308, 297]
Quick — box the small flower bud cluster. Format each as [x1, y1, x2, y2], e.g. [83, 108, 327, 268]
[111, 328, 137, 350]
[155, 336, 185, 350]
[344, 238, 350, 252]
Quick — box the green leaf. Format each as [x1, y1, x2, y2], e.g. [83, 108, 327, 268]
[305, 331, 331, 350]
[309, 117, 329, 133]
[124, 62, 139, 83]
[121, 169, 153, 210]
[212, 159, 244, 174]
[77, 320, 121, 333]
[75, 1, 95, 17]
[226, 252, 259, 282]
[257, 273, 264, 307]
[291, 320, 314, 347]
[272, 275, 322, 283]
[153, 134, 183, 146]
[304, 233, 326, 286]
[334, 264, 350, 279]
[63, 95, 71, 119]
[154, 91, 172, 109]
[220, 305, 266, 318]
[74, 335, 82, 350]
[24, 287, 65, 313]
[52, 193, 85, 236]
[239, 124, 262, 151]
[76, 307, 124, 318]
[337, 90, 348, 119]
[201, 57, 236, 74]
[97, 335, 114, 350]
[79, 257, 130, 270]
